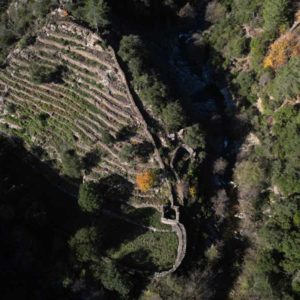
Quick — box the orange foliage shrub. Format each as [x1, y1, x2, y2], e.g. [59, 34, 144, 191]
[136, 170, 156, 192]
[263, 32, 300, 69]
[61, 9, 69, 17]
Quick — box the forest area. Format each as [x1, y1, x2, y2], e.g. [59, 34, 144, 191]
[0, 0, 300, 299]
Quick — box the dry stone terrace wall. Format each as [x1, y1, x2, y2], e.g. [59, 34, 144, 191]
[0, 18, 164, 203]
[0, 15, 188, 277]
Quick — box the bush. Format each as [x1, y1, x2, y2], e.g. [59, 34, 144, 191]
[250, 36, 267, 71]
[232, 0, 262, 24]
[267, 57, 300, 103]
[69, 227, 99, 263]
[83, 0, 111, 31]
[37, 112, 49, 127]
[6, 102, 16, 114]
[213, 158, 228, 175]
[263, 32, 300, 70]
[183, 124, 206, 150]
[82, 149, 101, 171]
[116, 125, 136, 141]
[29, 64, 65, 84]
[225, 34, 247, 58]
[118, 35, 170, 113]
[233, 71, 256, 103]
[120, 143, 135, 162]
[205, 1, 226, 24]
[120, 142, 153, 162]
[61, 149, 82, 178]
[100, 129, 115, 145]
[136, 170, 156, 192]
[162, 101, 186, 132]
[18, 34, 36, 49]
[118, 35, 146, 65]
[78, 181, 103, 213]
[94, 260, 132, 297]
[136, 74, 168, 111]
[234, 160, 265, 199]
[262, 0, 290, 36]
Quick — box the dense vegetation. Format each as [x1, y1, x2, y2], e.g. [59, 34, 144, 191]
[201, 0, 300, 299]
[0, 0, 299, 299]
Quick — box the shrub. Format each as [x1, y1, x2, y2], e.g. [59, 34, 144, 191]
[84, 0, 111, 31]
[69, 227, 99, 263]
[262, 0, 290, 36]
[213, 158, 228, 175]
[82, 149, 101, 171]
[263, 32, 300, 69]
[118, 35, 146, 65]
[78, 181, 103, 213]
[205, 244, 220, 263]
[100, 129, 115, 145]
[120, 143, 135, 162]
[225, 34, 246, 58]
[136, 74, 168, 111]
[37, 112, 49, 127]
[250, 36, 267, 71]
[120, 142, 153, 162]
[233, 71, 256, 103]
[6, 102, 16, 114]
[266, 57, 300, 105]
[183, 124, 206, 150]
[136, 170, 156, 192]
[29, 64, 66, 84]
[116, 125, 136, 141]
[232, 0, 262, 24]
[234, 160, 265, 199]
[205, 1, 226, 24]
[61, 149, 82, 178]
[18, 34, 36, 49]
[94, 260, 132, 297]
[162, 101, 186, 132]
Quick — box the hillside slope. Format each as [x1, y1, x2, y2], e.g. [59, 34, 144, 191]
[0, 11, 170, 205]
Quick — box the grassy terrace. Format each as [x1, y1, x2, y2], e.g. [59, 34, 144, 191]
[0, 18, 167, 204]
[100, 215, 177, 272]
[0, 17, 176, 275]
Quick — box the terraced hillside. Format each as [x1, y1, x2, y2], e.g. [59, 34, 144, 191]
[0, 11, 185, 276]
[0, 15, 170, 205]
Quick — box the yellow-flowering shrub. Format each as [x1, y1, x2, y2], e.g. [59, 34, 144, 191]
[263, 32, 300, 69]
[189, 185, 197, 198]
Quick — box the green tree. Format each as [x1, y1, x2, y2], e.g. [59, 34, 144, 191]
[118, 35, 147, 78]
[78, 181, 103, 213]
[183, 124, 206, 150]
[84, 0, 111, 31]
[250, 36, 267, 71]
[162, 101, 186, 132]
[69, 227, 99, 263]
[93, 260, 132, 297]
[118, 35, 145, 64]
[262, 0, 290, 35]
[267, 57, 300, 106]
[234, 160, 265, 199]
[29, 63, 66, 84]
